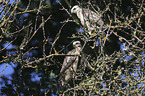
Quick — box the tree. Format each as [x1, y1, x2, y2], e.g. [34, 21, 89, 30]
[0, 0, 144, 95]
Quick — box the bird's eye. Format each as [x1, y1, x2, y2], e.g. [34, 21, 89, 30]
[73, 8, 76, 10]
[76, 43, 79, 45]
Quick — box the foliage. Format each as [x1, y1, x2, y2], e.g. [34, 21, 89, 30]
[0, 0, 145, 95]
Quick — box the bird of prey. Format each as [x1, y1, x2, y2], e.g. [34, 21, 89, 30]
[71, 5, 104, 35]
[60, 41, 82, 86]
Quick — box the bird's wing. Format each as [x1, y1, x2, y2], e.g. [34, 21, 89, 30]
[83, 8, 103, 26]
[82, 9, 97, 21]
[60, 49, 77, 73]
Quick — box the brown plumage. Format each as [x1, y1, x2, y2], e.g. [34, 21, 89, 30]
[60, 41, 82, 86]
[71, 5, 104, 35]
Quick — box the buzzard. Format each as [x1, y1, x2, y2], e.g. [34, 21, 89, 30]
[60, 41, 82, 86]
[71, 5, 104, 35]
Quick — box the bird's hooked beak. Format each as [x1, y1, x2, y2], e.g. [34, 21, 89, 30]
[71, 8, 74, 13]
